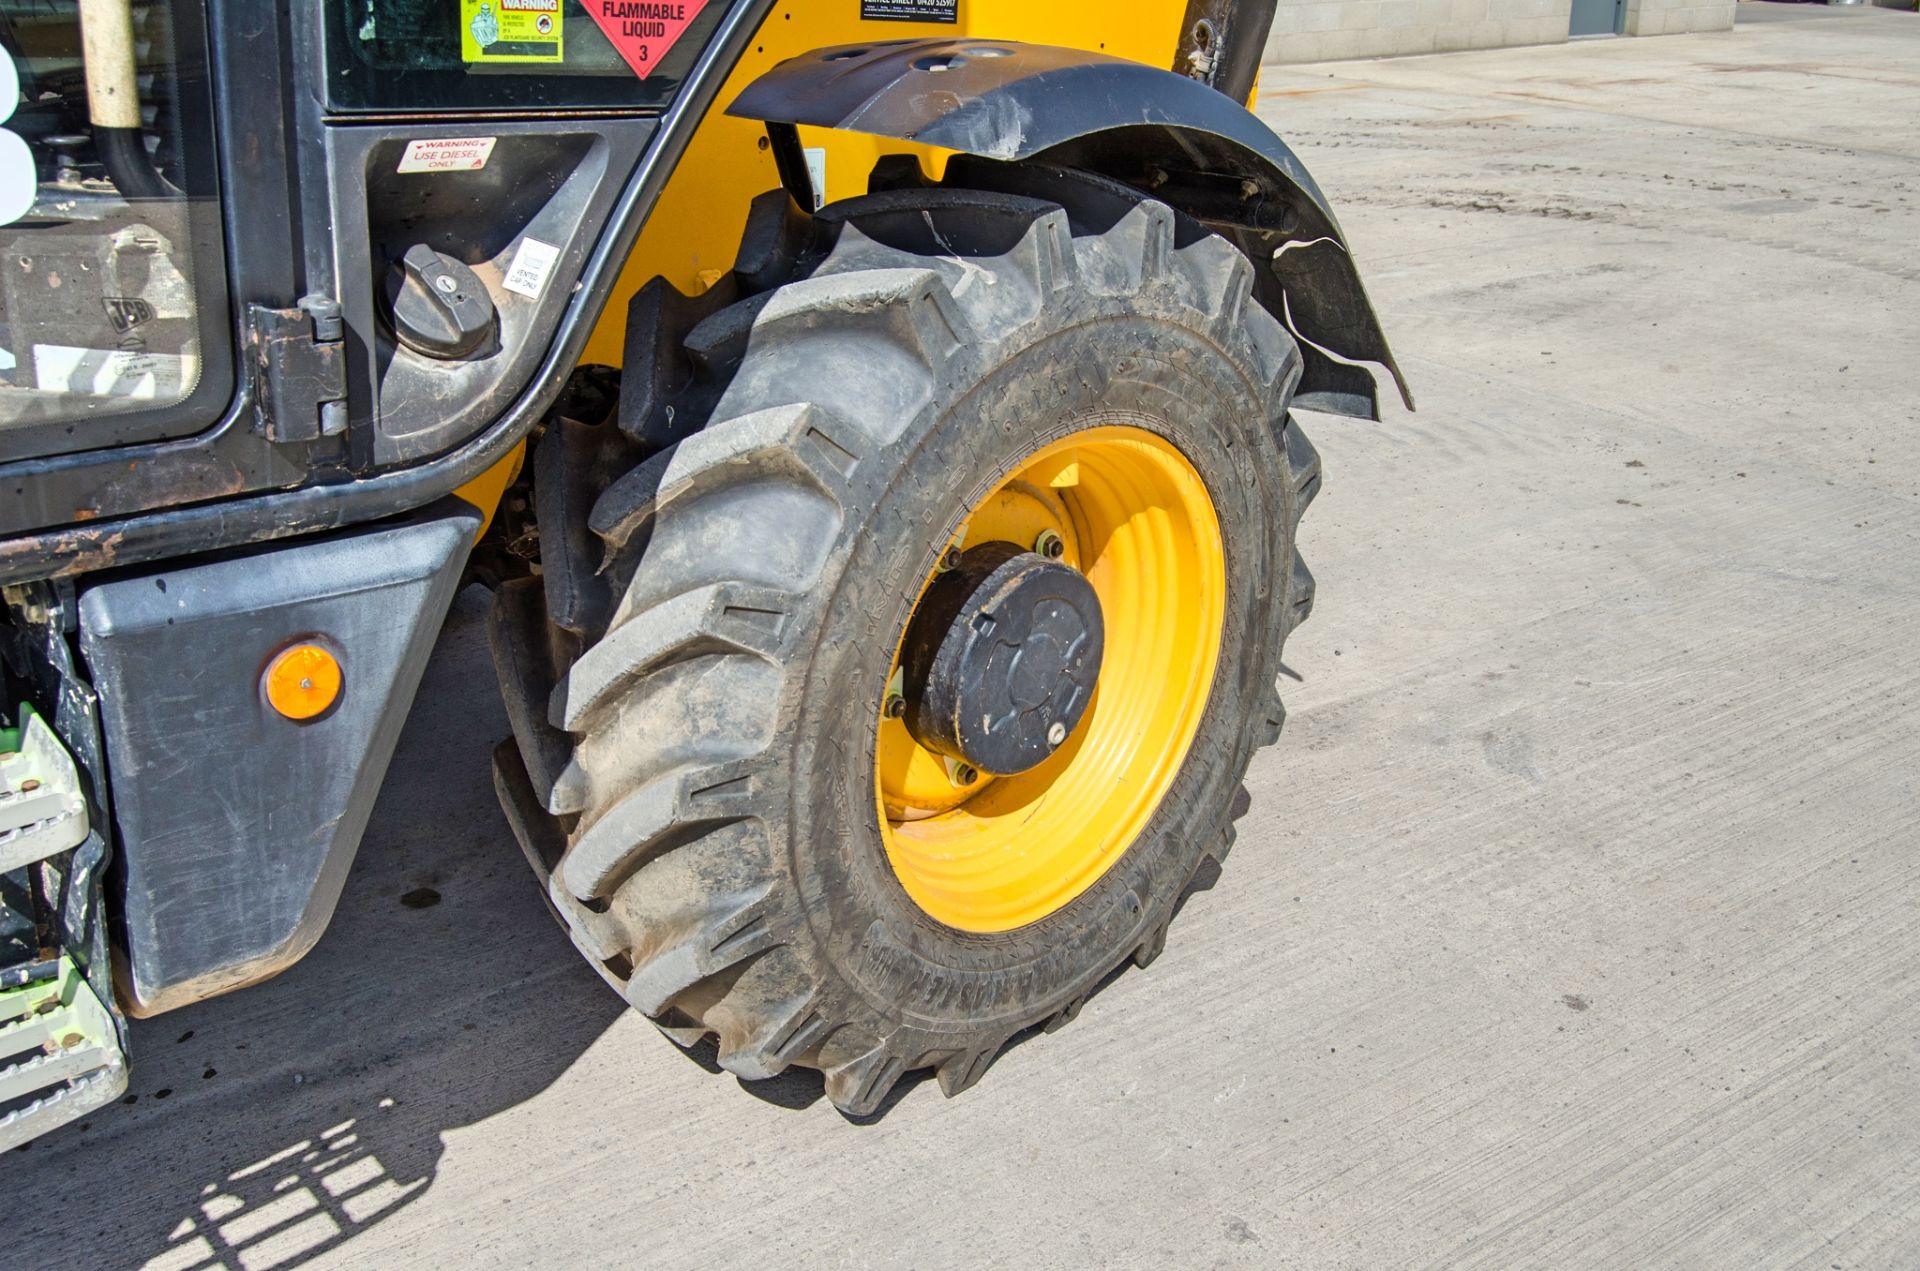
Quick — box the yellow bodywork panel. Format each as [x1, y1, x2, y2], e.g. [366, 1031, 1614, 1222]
[452, 440, 526, 540]
[577, 0, 1188, 369]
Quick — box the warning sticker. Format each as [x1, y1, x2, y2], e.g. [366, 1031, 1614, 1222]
[503, 237, 561, 299]
[461, 0, 564, 64]
[583, 0, 713, 79]
[861, 0, 958, 21]
[398, 136, 498, 173]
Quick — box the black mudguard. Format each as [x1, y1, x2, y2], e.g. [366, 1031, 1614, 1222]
[728, 39, 1412, 421]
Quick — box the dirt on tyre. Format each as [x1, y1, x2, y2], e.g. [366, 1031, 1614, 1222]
[531, 159, 1321, 1116]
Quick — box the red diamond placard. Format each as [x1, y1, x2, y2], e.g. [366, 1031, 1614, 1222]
[584, 0, 712, 79]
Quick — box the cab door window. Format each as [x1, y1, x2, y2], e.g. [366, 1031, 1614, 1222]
[0, 0, 228, 461]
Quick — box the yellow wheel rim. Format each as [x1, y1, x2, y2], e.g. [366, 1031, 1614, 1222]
[875, 425, 1227, 933]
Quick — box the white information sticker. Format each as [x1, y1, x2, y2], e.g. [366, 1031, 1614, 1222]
[804, 147, 827, 211]
[32, 344, 192, 400]
[397, 137, 497, 174]
[503, 237, 561, 300]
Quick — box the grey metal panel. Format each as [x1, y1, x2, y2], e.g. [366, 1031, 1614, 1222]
[1570, 0, 1625, 35]
[77, 501, 479, 1014]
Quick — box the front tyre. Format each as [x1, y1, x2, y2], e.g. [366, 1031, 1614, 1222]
[544, 163, 1320, 1115]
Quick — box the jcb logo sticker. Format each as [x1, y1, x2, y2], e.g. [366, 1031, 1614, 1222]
[103, 297, 156, 334]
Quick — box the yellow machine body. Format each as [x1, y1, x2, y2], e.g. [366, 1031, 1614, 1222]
[578, 0, 1189, 369]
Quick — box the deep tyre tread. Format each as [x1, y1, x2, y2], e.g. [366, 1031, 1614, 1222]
[541, 161, 1319, 1115]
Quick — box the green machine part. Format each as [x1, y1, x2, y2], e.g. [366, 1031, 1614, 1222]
[0, 703, 127, 1149]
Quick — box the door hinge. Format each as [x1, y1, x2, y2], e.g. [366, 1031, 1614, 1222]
[246, 295, 348, 443]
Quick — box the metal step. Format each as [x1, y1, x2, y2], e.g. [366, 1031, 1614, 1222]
[1, 705, 90, 875]
[0, 954, 126, 1152]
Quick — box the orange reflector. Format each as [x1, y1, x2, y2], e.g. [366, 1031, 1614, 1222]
[264, 644, 342, 720]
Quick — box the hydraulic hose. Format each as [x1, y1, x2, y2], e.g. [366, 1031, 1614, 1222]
[76, 0, 177, 199]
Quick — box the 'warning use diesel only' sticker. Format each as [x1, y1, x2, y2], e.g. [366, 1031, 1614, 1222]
[584, 0, 712, 79]
[397, 136, 498, 173]
[461, 0, 563, 63]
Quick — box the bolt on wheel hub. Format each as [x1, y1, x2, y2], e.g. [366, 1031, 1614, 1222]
[900, 541, 1104, 778]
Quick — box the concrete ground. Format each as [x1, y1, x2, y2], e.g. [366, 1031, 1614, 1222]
[8, 7, 1919, 1268]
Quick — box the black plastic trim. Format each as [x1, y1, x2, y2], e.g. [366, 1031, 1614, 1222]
[726, 38, 1410, 420]
[77, 500, 480, 1013]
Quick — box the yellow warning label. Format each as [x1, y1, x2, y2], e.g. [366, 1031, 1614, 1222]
[461, 0, 564, 64]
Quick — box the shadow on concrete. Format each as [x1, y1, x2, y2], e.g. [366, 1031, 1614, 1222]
[1, 589, 627, 1270]
[1, 589, 1265, 1266]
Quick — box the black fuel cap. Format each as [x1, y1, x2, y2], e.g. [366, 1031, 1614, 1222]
[901, 541, 1104, 777]
[386, 243, 495, 359]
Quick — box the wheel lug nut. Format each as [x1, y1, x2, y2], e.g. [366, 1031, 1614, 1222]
[1046, 721, 1067, 747]
[883, 694, 906, 719]
[1033, 530, 1065, 560]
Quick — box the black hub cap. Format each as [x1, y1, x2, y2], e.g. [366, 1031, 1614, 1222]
[900, 541, 1105, 777]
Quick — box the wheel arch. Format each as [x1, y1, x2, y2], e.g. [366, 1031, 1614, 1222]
[727, 38, 1412, 421]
